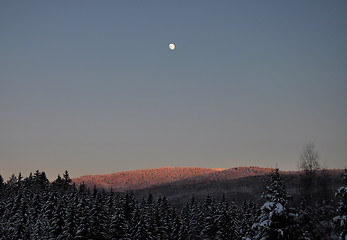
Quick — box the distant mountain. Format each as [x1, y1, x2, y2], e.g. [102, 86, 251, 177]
[72, 166, 275, 191]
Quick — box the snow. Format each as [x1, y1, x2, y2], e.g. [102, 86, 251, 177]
[275, 203, 284, 214]
[261, 202, 274, 211]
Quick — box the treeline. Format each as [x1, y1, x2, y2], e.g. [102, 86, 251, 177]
[0, 169, 346, 240]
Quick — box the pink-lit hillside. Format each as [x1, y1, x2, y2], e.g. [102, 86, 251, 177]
[72, 166, 276, 191]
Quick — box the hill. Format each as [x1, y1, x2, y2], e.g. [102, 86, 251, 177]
[72, 167, 225, 191]
[72, 166, 275, 191]
[133, 168, 344, 206]
[72, 167, 344, 207]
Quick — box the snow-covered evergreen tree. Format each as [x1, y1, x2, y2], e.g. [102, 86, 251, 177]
[6, 193, 28, 239]
[75, 194, 91, 240]
[188, 200, 201, 240]
[48, 200, 65, 240]
[109, 204, 130, 240]
[178, 218, 189, 240]
[0, 174, 4, 192]
[200, 194, 218, 239]
[240, 200, 259, 239]
[333, 169, 347, 240]
[133, 214, 153, 240]
[215, 209, 235, 240]
[75, 216, 90, 240]
[89, 196, 109, 240]
[155, 196, 172, 239]
[252, 168, 293, 240]
[123, 191, 136, 224]
[171, 213, 181, 240]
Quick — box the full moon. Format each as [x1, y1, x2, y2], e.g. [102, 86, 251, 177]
[169, 43, 175, 50]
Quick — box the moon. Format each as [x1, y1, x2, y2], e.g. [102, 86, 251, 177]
[169, 43, 175, 50]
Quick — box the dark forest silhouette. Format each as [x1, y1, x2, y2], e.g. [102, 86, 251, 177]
[0, 168, 346, 239]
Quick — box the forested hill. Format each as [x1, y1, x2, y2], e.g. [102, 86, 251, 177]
[0, 169, 346, 239]
[72, 167, 225, 191]
[72, 166, 276, 191]
[134, 169, 344, 206]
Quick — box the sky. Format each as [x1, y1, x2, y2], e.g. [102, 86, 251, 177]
[1, 1, 346, 180]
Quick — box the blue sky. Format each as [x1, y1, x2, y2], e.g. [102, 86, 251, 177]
[1, 1, 346, 180]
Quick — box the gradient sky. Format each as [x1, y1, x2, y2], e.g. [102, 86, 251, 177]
[1, 1, 346, 180]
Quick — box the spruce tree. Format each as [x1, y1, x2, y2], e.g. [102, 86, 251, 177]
[240, 200, 258, 239]
[171, 213, 181, 240]
[89, 196, 108, 240]
[75, 216, 90, 240]
[109, 205, 130, 240]
[0, 174, 4, 192]
[61, 192, 78, 240]
[215, 209, 234, 240]
[49, 201, 65, 240]
[133, 214, 153, 240]
[200, 195, 218, 239]
[252, 168, 293, 240]
[333, 169, 347, 240]
[188, 198, 201, 240]
[156, 196, 172, 239]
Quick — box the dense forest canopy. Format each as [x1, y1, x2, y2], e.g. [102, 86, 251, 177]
[0, 169, 346, 240]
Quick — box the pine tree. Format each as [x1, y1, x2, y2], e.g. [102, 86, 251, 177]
[75, 194, 91, 240]
[49, 201, 65, 240]
[7, 174, 17, 188]
[75, 216, 90, 240]
[333, 169, 347, 240]
[52, 174, 64, 189]
[7, 193, 28, 239]
[41, 191, 59, 239]
[0, 197, 4, 239]
[215, 209, 234, 240]
[252, 168, 293, 240]
[0, 174, 4, 192]
[133, 214, 153, 240]
[63, 170, 72, 188]
[130, 204, 141, 239]
[31, 219, 44, 240]
[61, 192, 78, 240]
[200, 195, 218, 239]
[240, 200, 258, 239]
[188, 199, 201, 240]
[89, 196, 108, 240]
[155, 196, 172, 240]
[145, 196, 157, 239]
[123, 191, 136, 223]
[178, 217, 189, 240]
[171, 211, 181, 240]
[109, 204, 130, 240]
